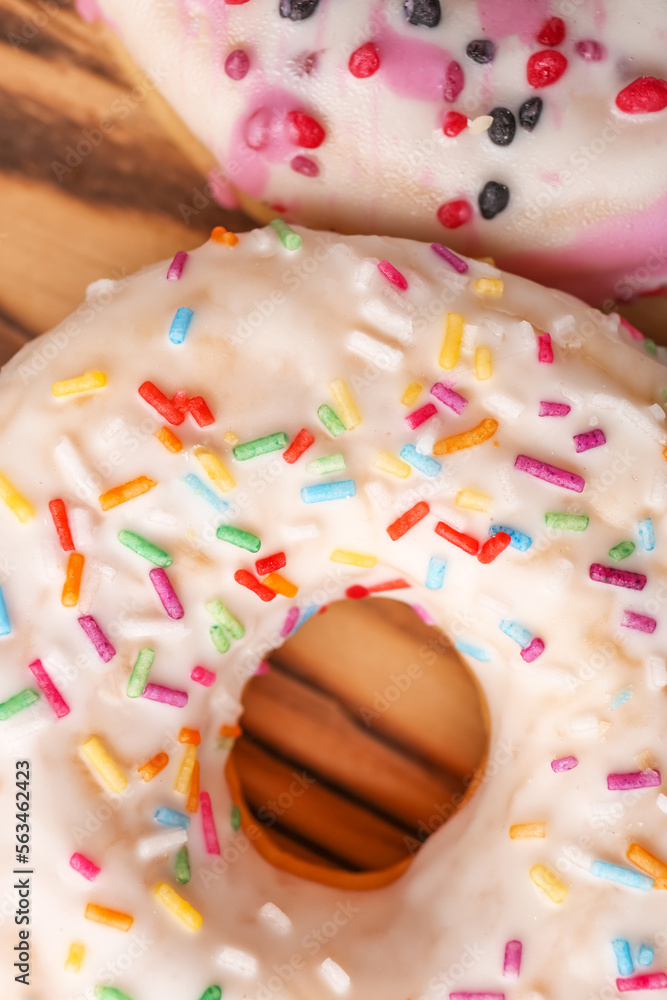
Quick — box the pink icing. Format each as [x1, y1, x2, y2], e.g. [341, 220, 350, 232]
[74, 0, 104, 22]
[372, 18, 454, 101]
[207, 167, 240, 210]
[476, 0, 553, 46]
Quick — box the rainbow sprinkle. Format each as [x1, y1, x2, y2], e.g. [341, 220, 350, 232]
[613, 939, 634, 977]
[0, 587, 11, 636]
[81, 737, 127, 793]
[78, 615, 116, 662]
[52, 369, 106, 397]
[85, 904, 133, 931]
[0, 471, 34, 522]
[0, 688, 39, 721]
[431, 381, 468, 414]
[70, 852, 101, 881]
[154, 882, 202, 930]
[167, 250, 188, 280]
[168, 307, 194, 345]
[317, 404, 346, 437]
[269, 218, 301, 250]
[233, 432, 289, 461]
[377, 259, 408, 290]
[127, 647, 155, 698]
[515, 454, 584, 493]
[27, 659, 69, 718]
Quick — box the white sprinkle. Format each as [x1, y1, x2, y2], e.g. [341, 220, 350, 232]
[54, 436, 94, 500]
[100, 416, 125, 442]
[137, 828, 188, 860]
[461, 323, 478, 352]
[591, 393, 617, 409]
[647, 656, 667, 689]
[416, 424, 439, 456]
[69, 508, 92, 550]
[284, 523, 320, 541]
[621, 400, 666, 444]
[496, 464, 518, 505]
[77, 567, 101, 615]
[258, 902, 292, 934]
[468, 114, 492, 133]
[557, 382, 584, 407]
[361, 297, 413, 344]
[517, 320, 535, 347]
[355, 257, 379, 286]
[486, 393, 524, 420]
[478, 592, 511, 617]
[148, 508, 179, 528]
[85, 278, 119, 299]
[88, 557, 117, 581]
[650, 402, 666, 421]
[656, 793, 667, 815]
[320, 958, 350, 993]
[347, 330, 403, 371]
[217, 947, 258, 976]
[121, 620, 191, 639]
[364, 480, 392, 511]
[550, 314, 576, 345]
[41, 542, 62, 581]
[568, 714, 599, 735]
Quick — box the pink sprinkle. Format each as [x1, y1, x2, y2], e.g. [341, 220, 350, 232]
[622, 610, 657, 633]
[27, 658, 70, 718]
[141, 683, 188, 708]
[200, 791, 221, 855]
[412, 603, 437, 626]
[503, 940, 522, 979]
[608, 769, 661, 791]
[575, 39, 606, 61]
[515, 454, 585, 493]
[520, 638, 545, 662]
[281, 606, 300, 637]
[191, 665, 216, 687]
[551, 755, 578, 773]
[617, 973, 667, 991]
[224, 48, 250, 80]
[78, 616, 116, 662]
[619, 316, 645, 341]
[431, 382, 468, 414]
[70, 852, 100, 881]
[537, 332, 553, 363]
[574, 429, 606, 452]
[377, 259, 408, 290]
[406, 403, 437, 429]
[149, 568, 184, 619]
[539, 401, 571, 417]
[254, 659, 271, 676]
[430, 243, 469, 274]
[291, 155, 320, 177]
[590, 564, 647, 591]
[167, 251, 188, 281]
[368, 578, 410, 593]
[443, 60, 464, 102]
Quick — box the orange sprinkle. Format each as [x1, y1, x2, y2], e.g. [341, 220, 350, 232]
[433, 417, 499, 455]
[174, 745, 197, 795]
[137, 751, 169, 782]
[663, 445, 667, 463]
[62, 552, 84, 607]
[178, 727, 201, 746]
[155, 426, 183, 453]
[262, 572, 299, 598]
[211, 226, 239, 246]
[510, 822, 546, 839]
[85, 903, 133, 932]
[99, 476, 157, 511]
[220, 723, 242, 740]
[186, 760, 200, 814]
[627, 843, 667, 889]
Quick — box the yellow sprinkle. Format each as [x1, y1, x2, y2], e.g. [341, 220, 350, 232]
[224, 431, 239, 446]
[186, 760, 200, 814]
[262, 572, 299, 598]
[211, 225, 239, 246]
[475, 256, 496, 266]
[154, 882, 203, 931]
[194, 446, 236, 493]
[456, 490, 492, 513]
[99, 476, 157, 511]
[373, 451, 411, 478]
[0, 471, 34, 523]
[81, 736, 127, 793]
[85, 903, 133, 932]
[174, 744, 197, 795]
[663, 445, 667, 463]
[530, 864, 568, 903]
[52, 370, 107, 397]
[64, 941, 86, 972]
[627, 843, 667, 889]
[510, 822, 547, 839]
[475, 345, 493, 381]
[155, 426, 183, 453]
[62, 552, 84, 607]
[401, 382, 422, 407]
[474, 278, 504, 297]
[434, 417, 499, 455]
[329, 378, 361, 430]
[330, 550, 378, 568]
[439, 313, 464, 370]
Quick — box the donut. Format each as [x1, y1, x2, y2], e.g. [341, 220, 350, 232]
[2, 223, 667, 1000]
[80, 0, 667, 306]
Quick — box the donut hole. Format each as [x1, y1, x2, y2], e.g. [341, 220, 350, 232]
[227, 597, 489, 887]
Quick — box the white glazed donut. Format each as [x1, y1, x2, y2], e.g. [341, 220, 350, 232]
[80, 0, 667, 306]
[2, 224, 667, 1000]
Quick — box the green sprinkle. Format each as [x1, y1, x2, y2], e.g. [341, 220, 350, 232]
[174, 845, 191, 885]
[210, 625, 230, 654]
[544, 512, 589, 531]
[317, 404, 345, 437]
[198, 988, 222, 1000]
[233, 432, 289, 461]
[95, 988, 135, 1000]
[269, 218, 301, 250]
[0, 688, 39, 722]
[216, 525, 261, 553]
[231, 804, 242, 831]
[609, 540, 636, 561]
[126, 647, 154, 698]
[206, 599, 245, 639]
[118, 530, 172, 567]
[306, 453, 346, 476]
[645, 339, 657, 356]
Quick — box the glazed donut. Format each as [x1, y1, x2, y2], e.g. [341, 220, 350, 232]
[2, 223, 667, 1000]
[80, 0, 667, 305]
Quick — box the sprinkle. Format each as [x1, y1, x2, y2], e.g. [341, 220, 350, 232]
[174, 845, 191, 884]
[348, 330, 404, 370]
[0, 688, 39, 721]
[456, 489, 491, 512]
[269, 218, 301, 250]
[622, 611, 657, 633]
[200, 791, 221, 854]
[65, 942, 85, 972]
[521, 637, 545, 662]
[317, 404, 346, 437]
[27, 659, 69, 718]
[591, 860, 654, 890]
[280, 607, 300, 637]
[574, 429, 606, 453]
[137, 751, 169, 781]
[283, 428, 315, 464]
[426, 556, 447, 590]
[510, 822, 546, 839]
[617, 974, 667, 992]
[439, 313, 464, 370]
[610, 540, 636, 561]
[48, 499, 75, 550]
[536, 332, 553, 364]
[234, 569, 277, 602]
[210, 225, 238, 245]
[81, 737, 127, 793]
[489, 525, 532, 551]
[99, 476, 157, 511]
[94, 990, 134, 1000]
[330, 550, 377, 568]
[154, 881, 203, 930]
[85, 904, 133, 932]
[210, 626, 230, 653]
[611, 686, 634, 709]
[52, 369, 106, 396]
[387, 501, 430, 540]
[306, 454, 346, 476]
[256, 552, 286, 575]
[119, 530, 172, 567]
[70, 852, 101, 881]
[638, 518, 655, 551]
[149, 568, 184, 619]
[474, 277, 503, 297]
[638, 945, 655, 966]
[174, 745, 197, 795]
[590, 564, 647, 590]
[474, 346, 493, 381]
[193, 447, 235, 493]
[142, 683, 188, 708]
[377, 259, 408, 290]
[530, 864, 568, 902]
[191, 665, 216, 686]
[402, 382, 423, 406]
[155, 807, 190, 830]
[435, 521, 479, 555]
[78, 615, 116, 661]
[216, 525, 261, 554]
[186, 762, 200, 813]
[0, 471, 34, 523]
[613, 939, 634, 977]
[406, 402, 437, 430]
[138, 829, 187, 862]
[454, 638, 491, 661]
[431, 381, 468, 414]
[373, 451, 411, 478]
[188, 397, 215, 427]
[478, 532, 511, 564]
[233, 432, 289, 461]
[515, 455, 584, 493]
[301, 480, 356, 503]
[434, 417, 498, 454]
[503, 940, 522, 979]
[155, 426, 183, 453]
[545, 512, 589, 531]
[608, 770, 661, 791]
[539, 400, 571, 416]
[183, 474, 229, 513]
[138, 381, 185, 425]
[627, 843, 667, 888]
[430, 242, 468, 273]
[168, 307, 194, 345]
[167, 250, 188, 280]
[500, 620, 533, 647]
[262, 573, 298, 597]
[400, 444, 441, 478]
[0, 588, 9, 636]
[126, 647, 154, 698]
[206, 599, 245, 639]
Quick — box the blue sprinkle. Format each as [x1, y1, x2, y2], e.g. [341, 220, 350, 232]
[612, 939, 634, 977]
[499, 619, 533, 648]
[294, 604, 319, 633]
[168, 307, 194, 345]
[611, 685, 633, 711]
[400, 444, 441, 478]
[591, 860, 653, 891]
[489, 524, 532, 552]
[455, 638, 491, 662]
[155, 807, 190, 830]
[638, 944, 655, 967]
[426, 556, 446, 591]
[183, 474, 230, 514]
[638, 517, 655, 552]
[0, 587, 10, 637]
[301, 480, 356, 503]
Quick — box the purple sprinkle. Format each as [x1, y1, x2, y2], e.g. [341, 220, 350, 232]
[574, 429, 606, 453]
[78, 615, 115, 662]
[607, 769, 661, 791]
[503, 940, 522, 979]
[537, 332, 553, 364]
[406, 402, 437, 429]
[520, 637, 545, 662]
[430, 242, 469, 274]
[551, 755, 578, 773]
[281, 606, 300, 637]
[224, 48, 250, 80]
[291, 154, 320, 177]
[149, 568, 184, 619]
[515, 454, 585, 493]
[622, 611, 657, 633]
[431, 382, 468, 414]
[141, 683, 188, 708]
[575, 39, 606, 61]
[377, 259, 408, 290]
[539, 401, 571, 417]
[589, 563, 647, 591]
[167, 250, 188, 281]
[443, 59, 464, 102]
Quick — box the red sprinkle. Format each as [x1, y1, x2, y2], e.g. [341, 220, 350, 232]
[377, 259, 408, 290]
[443, 111, 467, 136]
[349, 41, 380, 78]
[138, 382, 185, 425]
[617, 973, 667, 992]
[537, 332, 553, 363]
[387, 501, 430, 541]
[616, 77, 667, 114]
[291, 155, 320, 177]
[224, 49, 250, 80]
[285, 110, 325, 148]
[443, 60, 464, 102]
[368, 578, 410, 593]
[527, 50, 568, 88]
[283, 428, 315, 464]
[478, 532, 511, 564]
[256, 552, 286, 576]
[48, 499, 75, 552]
[345, 585, 369, 600]
[406, 403, 437, 430]
[188, 397, 215, 427]
[234, 569, 276, 602]
[437, 199, 472, 229]
[435, 521, 479, 556]
[172, 390, 189, 412]
[536, 16, 566, 46]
